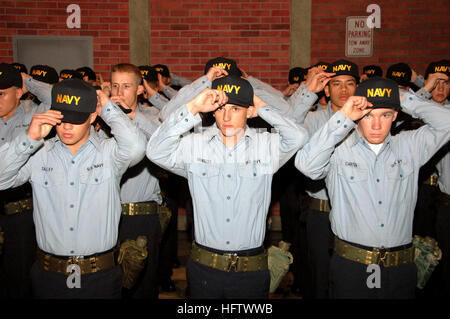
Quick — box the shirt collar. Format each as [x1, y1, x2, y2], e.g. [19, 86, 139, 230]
[1, 103, 24, 123]
[48, 125, 101, 151]
[207, 124, 256, 144]
[351, 127, 392, 150]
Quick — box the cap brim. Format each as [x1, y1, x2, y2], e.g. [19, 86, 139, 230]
[226, 96, 252, 108]
[0, 80, 22, 89]
[331, 73, 360, 83]
[52, 108, 92, 124]
[366, 101, 401, 110]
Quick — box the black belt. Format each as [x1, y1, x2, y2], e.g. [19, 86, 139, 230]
[194, 242, 264, 257]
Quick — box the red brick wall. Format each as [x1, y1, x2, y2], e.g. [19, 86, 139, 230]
[310, 0, 450, 77]
[0, 0, 291, 88]
[149, 0, 290, 89]
[0, 0, 131, 81]
[1, 1, 448, 88]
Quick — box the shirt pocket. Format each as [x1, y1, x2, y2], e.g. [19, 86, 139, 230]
[386, 160, 414, 181]
[79, 165, 112, 185]
[188, 163, 220, 178]
[238, 162, 272, 178]
[337, 164, 368, 182]
[34, 169, 65, 187]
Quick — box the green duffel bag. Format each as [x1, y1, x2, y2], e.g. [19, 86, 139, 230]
[413, 235, 442, 289]
[268, 241, 293, 293]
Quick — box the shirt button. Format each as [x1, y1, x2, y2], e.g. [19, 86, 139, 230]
[22, 142, 27, 146]
[44, 181, 48, 185]
[180, 112, 184, 116]
[344, 125, 347, 128]
[1, 137, 4, 140]
[381, 224, 384, 227]
[70, 182, 74, 186]
[202, 172, 206, 176]
[226, 241, 230, 245]
[70, 250, 74, 254]
[185, 118, 188, 122]
[71, 160, 75, 164]
[30, 145, 33, 149]
[378, 201, 382, 205]
[227, 174, 231, 178]
[95, 178, 98, 182]
[337, 120, 341, 124]
[70, 227, 74, 231]
[400, 174, 403, 178]
[70, 204, 74, 208]
[228, 153, 232, 157]
[107, 108, 110, 112]
[227, 196, 230, 200]
[253, 173, 257, 176]
[226, 218, 230, 222]
[376, 179, 380, 182]
[350, 176, 354, 180]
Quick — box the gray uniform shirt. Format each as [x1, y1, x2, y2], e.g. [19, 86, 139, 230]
[0, 102, 146, 256]
[295, 91, 450, 248]
[146, 104, 308, 251]
[118, 103, 163, 204]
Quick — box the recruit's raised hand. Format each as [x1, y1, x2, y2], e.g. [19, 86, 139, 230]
[206, 66, 229, 82]
[142, 78, 158, 99]
[424, 72, 449, 93]
[340, 96, 372, 121]
[282, 83, 300, 97]
[305, 67, 335, 93]
[247, 94, 267, 118]
[187, 88, 228, 115]
[27, 110, 63, 141]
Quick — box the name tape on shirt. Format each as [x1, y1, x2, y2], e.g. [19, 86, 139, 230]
[216, 84, 241, 95]
[333, 64, 352, 72]
[32, 69, 47, 77]
[367, 88, 392, 98]
[56, 94, 81, 106]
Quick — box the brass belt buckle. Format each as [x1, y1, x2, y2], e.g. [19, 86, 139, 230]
[377, 249, 387, 266]
[71, 255, 84, 264]
[227, 253, 239, 272]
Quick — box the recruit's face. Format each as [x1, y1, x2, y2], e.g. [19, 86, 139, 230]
[325, 75, 357, 109]
[111, 71, 143, 109]
[56, 113, 96, 154]
[0, 86, 22, 120]
[357, 108, 398, 144]
[430, 74, 450, 104]
[213, 104, 252, 145]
